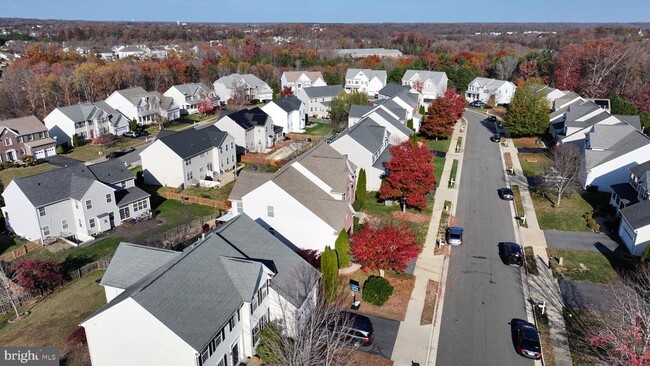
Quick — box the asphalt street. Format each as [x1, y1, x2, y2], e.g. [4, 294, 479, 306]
[436, 110, 533, 366]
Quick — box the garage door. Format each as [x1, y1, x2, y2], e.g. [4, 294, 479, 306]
[45, 147, 56, 157]
[34, 149, 46, 159]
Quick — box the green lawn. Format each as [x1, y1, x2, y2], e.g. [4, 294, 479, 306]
[0, 163, 54, 186]
[181, 181, 235, 201]
[434, 156, 445, 188]
[303, 122, 333, 135]
[0, 235, 31, 256]
[546, 248, 633, 284]
[424, 136, 451, 153]
[449, 159, 459, 187]
[66, 138, 142, 161]
[0, 270, 105, 353]
[511, 185, 528, 227]
[519, 153, 551, 177]
[154, 199, 218, 229]
[129, 165, 142, 176]
[19, 237, 123, 266]
[531, 191, 611, 232]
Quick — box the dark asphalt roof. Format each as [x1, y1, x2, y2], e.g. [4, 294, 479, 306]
[372, 147, 392, 170]
[99, 243, 180, 289]
[611, 183, 640, 207]
[156, 125, 229, 159]
[224, 107, 269, 130]
[115, 186, 151, 206]
[269, 95, 302, 113]
[302, 85, 343, 99]
[621, 199, 650, 230]
[334, 118, 386, 153]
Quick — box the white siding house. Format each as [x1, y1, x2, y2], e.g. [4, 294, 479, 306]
[214, 73, 273, 104]
[105, 87, 180, 125]
[44, 102, 131, 146]
[261, 96, 306, 134]
[280, 71, 326, 93]
[214, 108, 275, 154]
[619, 200, 650, 256]
[402, 70, 448, 100]
[163, 83, 216, 115]
[345, 69, 387, 97]
[465, 77, 516, 105]
[296, 85, 343, 119]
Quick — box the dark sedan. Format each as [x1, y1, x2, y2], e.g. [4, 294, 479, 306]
[498, 242, 523, 267]
[514, 321, 542, 359]
[490, 134, 502, 143]
[498, 187, 514, 200]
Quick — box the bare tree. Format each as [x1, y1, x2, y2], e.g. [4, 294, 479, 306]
[496, 55, 519, 81]
[229, 77, 249, 110]
[0, 261, 22, 320]
[541, 143, 582, 208]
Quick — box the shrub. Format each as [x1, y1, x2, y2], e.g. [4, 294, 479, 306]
[67, 326, 87, 346]
[583, 211, 600, 233]
[320, 247, 338, 302]
[334, 230, 350, 268]
[129, 119, 138, 131]
[250, 99, 260, 105]
[56, 145, 65, 154]
[72, 133, 80, 147]
[94, 134, 117, 145]
[362, 275, 393, 306]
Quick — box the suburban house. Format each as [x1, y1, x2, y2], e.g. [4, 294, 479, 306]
[228, 143, 356, 252]
[371, 89, 423, 132]
[114, 45, 148, 59]
[105, 87, 180, 125]
[580, 122, 650, 192]
[44, 101, 131, 146]
[402, 70, 448, 101]
[378, 84, 414, 100]
[140, 126, 236, 188]
[549, 91, 585, 127]
[296, 85, 344, 119]
[213, 73, 273, 104]
[163, 83, 217, 115]
[345, 69, 387, 97]
[336, 48, 402, 58]
[261, 96, 306, 134]
[82, 213, 319, 366]
[330, 117, 391, 191]
[0, 116, 56, 161]
[1, 160, 151, 244]
[610, 160, 650, 212]
[465, 77, 516, 105]
[214, 108, 277, 154]
[348, 106, 413, 144]
[280, 71, 326, 93]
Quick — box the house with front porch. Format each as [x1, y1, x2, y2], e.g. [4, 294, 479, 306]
[105, 87, 180, 125]
[465, 77, 516, 105]
[0, 116, 56, 161]
[214, 108, 276, 154]
[44, 101, 131, 146]
[344, 69, 387, 97]
[213, 73, 273, 104]
[280, 71, 326, 93]
[164, 83, 217, 115]
[1, 159, 150, 244]
[81, 213, 319, 366]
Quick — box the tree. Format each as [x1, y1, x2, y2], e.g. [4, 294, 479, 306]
[503, 80, 550, 136]
[541, 143, 582, 208]
[0, 261, 21, 320]
[354, 168, 366, 210]
[280, 86, 293, 98]
[72, 133, 80, 147]
[228, 77, 249, 110]
[129, 119, 138, 132]
[495, 55, 519, 81]
[351, 223, 422, 273]
[334, 230, 350, 269]
[12, 259, 63, 293]
[197, 97, 214, 115]
[329, 91, 368, 129]
[420, 89, 465, 139]
[320, 247, 338, 302]
[610, 94, 638, 116]
[379, 140, 435, 211]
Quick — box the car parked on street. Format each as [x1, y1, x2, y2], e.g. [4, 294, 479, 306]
[105, 147, 135, 160]
[514, 321, 542, 359]
[469, 100, 487, 108]
[498, 242, 523, 267]
[446, 226, 463, 246]
[330, 312, 374, 348]
[487, 115, 497, 122]
[490, 134, 501, 143]
[498, 187, 514, 200]
[123, 131, 141, 138]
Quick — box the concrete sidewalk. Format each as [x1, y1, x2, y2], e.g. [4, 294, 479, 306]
[391, 120, 465, 366]
[501, 140, 573, 365]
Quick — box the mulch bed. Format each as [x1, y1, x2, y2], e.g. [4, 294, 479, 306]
[420, 280, 439, 325]
[349, 350, 394, 365]
[391, 211, 429, 223]
[340, 271, 415, 321]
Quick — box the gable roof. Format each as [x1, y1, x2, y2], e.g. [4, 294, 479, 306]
[585, 124, 650, 170]
[267, 95, 303, 113]
[282, 71, 323, 83]
[469, 77, 512, 93]
[349, 105, 374, 119]
[345, 69, 387, 83]
[368, 108, 414, 137]
[393, 90, 420, 109]
[100, 243, 180, 289]
[378, 84, 412, 98]
[154, 126, 229, 159]
[228, 170, 273, 200]
[222, 107, 270, 130]
[0, 116, 47, 135]
[216, 73, 269, 89]
[621, 199, 650, 230]
[302, 85, 343, 99]
[333, 118, 387, 153]
[290, 143, 353, 194]
[402, 70, 446, 85]
[168, 83, 211, 98]
[85, 214, 319, 352]
[613, 115, 642, 132]
[630, 160, 650, 179]
[113, 87, 175, 111]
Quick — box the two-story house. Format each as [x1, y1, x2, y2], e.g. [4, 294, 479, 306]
[228, 143, 356, 252]
[0, 116, 56, 161]
[164, 83, 217, 115]
[280, 71, 327, 93]
[261, 96, 306, 134]
[1, 160, 151, 244]
[81, 213, 319, 366]
[105, 87, 180, 125]
[296, 85, 344, 119]
[348, 106, 413, 145]
[401, 70, 448, 102]
[344, 69, 387, 97]
[44, 102, 131, 146]
[465, 77, 516, 105]
[140, 126, 235, 188]
[213, 73, 273, 104]
[214, 108, 276, 154]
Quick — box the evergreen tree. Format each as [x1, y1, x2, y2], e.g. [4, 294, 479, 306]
[72, 133, 80, 147]
[320, 247, 338, 302]
[354, 168, 367, 210]
[334, 230, 350, 268]
[129, 119, 138, 132]
[407, 118, 414, 130]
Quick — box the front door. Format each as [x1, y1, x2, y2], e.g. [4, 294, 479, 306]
[230, 342, 239, 366]
[90, 130, 95, 139]
[108, 212, 115, 228]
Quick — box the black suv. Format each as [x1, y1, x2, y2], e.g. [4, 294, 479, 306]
[499, 242, 523, 267]
[331, 312, 374, 348]
[514, 321, 542, 359]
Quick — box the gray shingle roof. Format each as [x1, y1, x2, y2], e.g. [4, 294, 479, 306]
[611, 183, 640, 207]
[585, 124, 650, 170]
[85, 214, 319, 352]
[621, 199, 650, 230]
[345, 69, 387, 83]
[99, 243, 180, 289]
[302, 85, 343, 99]
[0, 116, 47, 135]
[86, 159, 134, 185]
[115, 186, 150, 206]
[372, 146, 392, 170]
[370, 108, 414, 137]
[402, 70, 446, 86]
[378, 84, 411, 98]
[349, 105, 374, 119]
[155, 126, 229, 160]
[291, 143, 352, 194]
[468, 77, 511, 93]
[169, 83, 211, 98]
[613, 115, 642, 131]
[334, 118, 386, 153]
[229, 170, 273, 200]
[216, 73, 270, 90]
[268, 95, 303, 113]
[630, 160, 650, 179]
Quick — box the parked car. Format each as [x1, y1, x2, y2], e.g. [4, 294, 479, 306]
[105, 147, 135, 160]
[469, 100, 486, 108]
[487, 115, 497, 122]
[490, 134, 501, 143]
[498, 187, 514, 200]
[123, 131, 141, 138]
[446, 226, 463, 246]
[514, 321, 542, 359]
[498, 242, 523, 267]
[329, 312, 374, 348]
[135, 126, 150, 136]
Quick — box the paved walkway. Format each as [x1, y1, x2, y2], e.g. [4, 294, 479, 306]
[501, 140, 574, 365]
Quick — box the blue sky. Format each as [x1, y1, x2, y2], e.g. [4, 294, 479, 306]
[3, 0, 648, 23]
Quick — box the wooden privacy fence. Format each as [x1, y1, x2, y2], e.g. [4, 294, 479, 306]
[0, 241, 41, 262]
[160, 190, 230, 210]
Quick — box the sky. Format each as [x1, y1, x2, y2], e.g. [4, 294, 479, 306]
[2, 0, 649, 23]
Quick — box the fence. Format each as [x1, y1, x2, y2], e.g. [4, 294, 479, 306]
[143, 213, 221, 250]
[160, 190, 231, 210]
[0, 241, 41, 262]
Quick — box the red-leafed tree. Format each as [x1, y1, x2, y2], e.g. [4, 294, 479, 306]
[412, 79, 424, 94]
[554, 44, 583, 91]
[197, 97, 214, 115]
[420, 89, 465, 139]
[12, 259, 63, 292]
[280, 86, 293, 98]
[351, 223, 422, 273]
[379, 140, 435, 211]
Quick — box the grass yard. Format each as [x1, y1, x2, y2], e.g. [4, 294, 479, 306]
[546, 248, 634, 284]
[0, 270, 105, 365]
[362, 192, 433, 246]
[19, 237, 123, 266]
[449, 159, 459, 187]
[512, 137, 542, 148]
[154, 199, 218, 228]
[129, 165, 142, 176]
[425, 136, 451, 153]
[531, 191, 610, 232]
[303, 122, 333, 135]
[0, 235, 31, 256]
[518, 153, 551, 178]
[66, 138, 142, 161]
[563, 308, 607, 366]
[434, 156, 445, 187]
[0, 163, 54, 186]
[339, 271, 415, 321]
[181, 181, 235, 202]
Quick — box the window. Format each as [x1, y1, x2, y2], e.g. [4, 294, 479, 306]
[42, 226, 50, 236]
[39, 132, 46, 139]
[236, 202, 243, 214]
[267, 206, 274, 217]
[78, 219, 83, 228]
[4, 138, 11, 146]
[28, 134, 34, 141]
[74, 201, 79, 209]
[199, 167, 203, 173]
[134, 199, 147, 212]
[89, 218, 96, 228]
[200, 349, 209, 364]
[119, 206, 130, 220]
[184, 158, 191, 166]
[19, 148, 25, 155]
[61, 220, 68, 230]
[207, 162, 213, 172]
[106, 194, 112, 203]
[85, 200, 92, 209]
[228, 309, 239, 331]
[186, 171, 193, 181]
[16, 136, 23, 143]
[38, 207, 46, 217]
[225, 144, 228, 151]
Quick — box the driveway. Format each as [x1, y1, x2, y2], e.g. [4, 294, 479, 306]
[46, 155, 83, 168]
[559, 279, 612, 311]
[354, 313, 399, 359]
[116, 141, 152, 166]
[544, 230, 621, 253]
